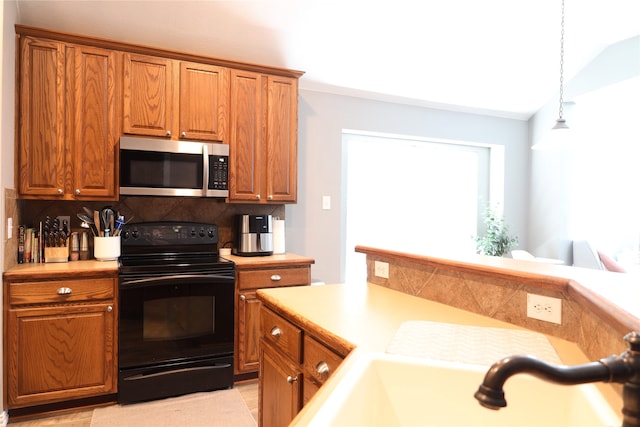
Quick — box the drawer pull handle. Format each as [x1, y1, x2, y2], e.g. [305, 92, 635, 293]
[107, 305, 113, 312]
[287, 375, 298, 384]
[270, 274, 282, 281]
[240, 294, 246, 301]
[57, 287, 72, 295]
[316, 361, 330, 376]
[270, 326, 282, 338]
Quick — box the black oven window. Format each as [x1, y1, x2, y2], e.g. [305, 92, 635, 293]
[143, 295, 214, 341]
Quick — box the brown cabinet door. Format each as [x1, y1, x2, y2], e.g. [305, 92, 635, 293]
[228, 69, 265, 202]
[259, 341, 302, 427]
[6, 303, 116, 408]
[123, 53, 175, 137]
[70, 45, 120, 199]
[266, 75, 297, 203]
[179, 61, 228, 141]
[18, 37, 66, 197]
[236, 290, 261, 374]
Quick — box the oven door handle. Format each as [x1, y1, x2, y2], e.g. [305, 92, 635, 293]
[120, 274, 234, 288]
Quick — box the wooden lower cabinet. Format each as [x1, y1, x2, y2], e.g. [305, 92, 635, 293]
[260, 341, 302, 427]
[235, 263, 312, 376]
[258, 306, 345, 427]
[4, 275, 117, 409]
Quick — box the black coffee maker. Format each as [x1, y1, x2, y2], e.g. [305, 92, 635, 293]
[232, 214, 273, 256]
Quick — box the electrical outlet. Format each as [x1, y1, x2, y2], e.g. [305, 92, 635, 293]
[374, 261, 389, 278]
[527, 293, 562, 324]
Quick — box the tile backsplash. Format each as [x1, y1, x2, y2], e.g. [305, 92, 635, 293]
[11, 196, 284, 267]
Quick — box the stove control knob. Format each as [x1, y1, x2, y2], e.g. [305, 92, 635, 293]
[122, 230, 130, 239]
[199, 228, 205, 237]
[208, 229, 215, 238]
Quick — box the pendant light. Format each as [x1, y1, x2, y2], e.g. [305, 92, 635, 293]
[532, 0, 573, 150]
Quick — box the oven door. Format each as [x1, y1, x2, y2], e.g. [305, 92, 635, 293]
[119, 273, 234, 370]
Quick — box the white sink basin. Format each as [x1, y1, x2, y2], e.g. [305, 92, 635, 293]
[305, 353, 621, 427]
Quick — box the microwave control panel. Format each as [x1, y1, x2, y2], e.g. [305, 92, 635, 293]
[209, 155, 229, 190]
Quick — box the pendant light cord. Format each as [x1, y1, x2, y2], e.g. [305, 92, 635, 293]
[558, 0, 565, 120]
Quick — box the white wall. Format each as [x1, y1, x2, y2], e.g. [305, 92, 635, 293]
[286, 91, 528, 284]
[528, 36, 640, 261]
[1, 0, 17, 413]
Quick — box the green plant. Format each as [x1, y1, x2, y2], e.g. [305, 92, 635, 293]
[474, 205, 518, 257]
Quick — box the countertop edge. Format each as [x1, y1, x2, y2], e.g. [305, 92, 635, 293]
[256, 289, 355, 356]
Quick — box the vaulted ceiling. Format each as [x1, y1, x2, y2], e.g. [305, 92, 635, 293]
[15, 0, 640, 119]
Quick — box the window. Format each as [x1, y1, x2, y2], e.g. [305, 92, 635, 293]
[343, 131, 497, 283]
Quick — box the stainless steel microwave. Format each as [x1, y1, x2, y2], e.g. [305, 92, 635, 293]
[119, 136, 229, 197]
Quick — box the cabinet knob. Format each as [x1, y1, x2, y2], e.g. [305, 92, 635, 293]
[57, 188, 64, 195]
[270, 274, 282, 281]
[240, 294, 246, 301]
[56, 287, 72, 295]
[268, 195, 273, 200]
[270, 326, 281, 338]
[181, 131, 187, 138]
[286, 375, 298, 384]
[107, 305, 113, 312]
[166, 130, 172, 137]
[316, 361, 330, 376]
[256, 194, 261, 200]
[75, 189, 81, 195]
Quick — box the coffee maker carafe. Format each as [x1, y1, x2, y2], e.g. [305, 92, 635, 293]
[233, 214, 273, 256]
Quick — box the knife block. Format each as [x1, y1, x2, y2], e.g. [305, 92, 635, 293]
[45, 246, 69, 263]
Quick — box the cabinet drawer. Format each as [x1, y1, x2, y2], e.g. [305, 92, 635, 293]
[261, 307, 302, 363]
[238, 266, 310, 290]
[303, 335, 344, 385]
[9, 278, 115, 305]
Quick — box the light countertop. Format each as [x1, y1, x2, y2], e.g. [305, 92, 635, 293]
[3, 260, 118, 279]
[257, 283, 623, 426]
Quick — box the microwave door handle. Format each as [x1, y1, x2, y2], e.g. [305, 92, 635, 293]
[202, 144, 209, 197]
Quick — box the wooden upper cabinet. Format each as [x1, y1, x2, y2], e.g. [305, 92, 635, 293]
[70, 45, 120, 198]
[123, 53, 175, 138]
[228, 71, 298, 203]
[123, 53, 228, 141]
[179, 61, 228, 141]
[228, 69, 265, 201]
[17, 37, 119, 200]
[266, 76, 298, 203]
[18, 37, 66, 197]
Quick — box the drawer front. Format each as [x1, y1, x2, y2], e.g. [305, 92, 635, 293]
[303, 335, 344, 385]
[238, 266, 310, 290]
[261, 307, 302, 362]
[9, 278, 115, 305]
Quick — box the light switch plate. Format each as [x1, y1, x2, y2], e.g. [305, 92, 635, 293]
[322, 196, 331, 210]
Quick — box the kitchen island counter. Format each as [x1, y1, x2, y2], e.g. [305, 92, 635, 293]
[257, 282, 624, 426]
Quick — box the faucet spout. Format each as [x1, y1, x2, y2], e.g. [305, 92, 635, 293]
[474, 331, 640, 427]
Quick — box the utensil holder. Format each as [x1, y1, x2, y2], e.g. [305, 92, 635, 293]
[94, 236, 121, 261]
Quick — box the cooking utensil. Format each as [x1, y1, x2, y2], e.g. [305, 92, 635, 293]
[94, 210, 102, 237]
[101, 207, 115, 237]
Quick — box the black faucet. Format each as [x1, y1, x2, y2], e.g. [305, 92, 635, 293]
[474, 331, 640, 427]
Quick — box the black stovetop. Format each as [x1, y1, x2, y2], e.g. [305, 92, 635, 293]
[118, 221, 233, 276]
